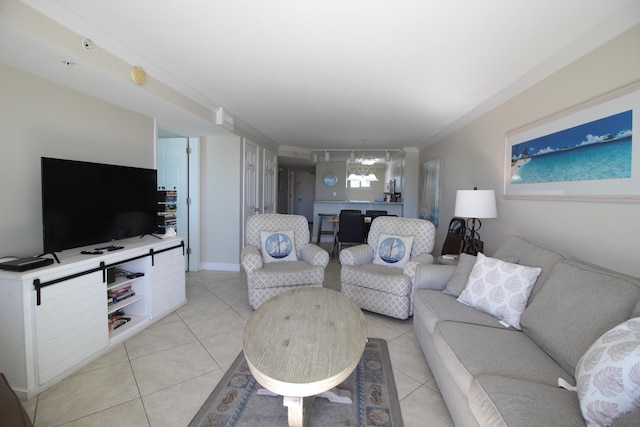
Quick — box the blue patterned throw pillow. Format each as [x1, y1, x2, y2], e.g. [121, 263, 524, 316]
[260, 230, 297, 263]
[372, 234, 414, 269]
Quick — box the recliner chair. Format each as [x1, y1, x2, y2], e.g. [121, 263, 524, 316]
[241, 214, 329, 309]
[339, 216, 436, 319]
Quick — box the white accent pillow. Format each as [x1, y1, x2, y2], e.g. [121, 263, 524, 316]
[372, 234, 414, 269]
[576, 318, 640, 427]
[259, 230, 297, 263]
[457, 253, 541, 330]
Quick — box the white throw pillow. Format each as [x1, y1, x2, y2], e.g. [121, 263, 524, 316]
[575, 317, 640, 427]
[259, 230, 297, 263]
[372, 234, 414, 269]
[457, 253, 541, 330]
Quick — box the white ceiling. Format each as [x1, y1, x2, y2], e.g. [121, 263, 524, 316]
[3, 0, 640, 155]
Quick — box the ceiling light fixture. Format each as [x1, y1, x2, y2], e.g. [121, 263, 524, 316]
[359, 138, 376, 166]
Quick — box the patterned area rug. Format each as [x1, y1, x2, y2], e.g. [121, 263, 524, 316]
[189, 338, 403, 426]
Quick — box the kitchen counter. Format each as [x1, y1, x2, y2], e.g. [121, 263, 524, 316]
[315, 200, 403, 204]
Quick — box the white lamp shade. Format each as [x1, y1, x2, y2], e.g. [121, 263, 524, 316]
[454, 190, 497, 219]
[364, 173, 379, 182]
[347, 173, 361, 181]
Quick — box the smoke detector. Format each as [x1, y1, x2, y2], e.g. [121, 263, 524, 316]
[81, 39, 93, 51]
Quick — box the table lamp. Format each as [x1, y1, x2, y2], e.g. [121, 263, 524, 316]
[454, 187, 497, 255]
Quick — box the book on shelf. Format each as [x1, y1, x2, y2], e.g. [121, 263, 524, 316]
[108, 285, 132, 296]
[108, 308, 132, 331]
[108, 317, 131, 331]
[109, 309, 125, 319]
[107, 289, 136, 306]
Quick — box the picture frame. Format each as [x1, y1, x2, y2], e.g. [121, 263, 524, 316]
[504, 81, 640, 202]
[419, 157, 440, 226]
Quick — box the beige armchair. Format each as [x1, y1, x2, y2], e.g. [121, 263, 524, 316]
[241, 214, 329, 309]
[340, 216, 436, 319]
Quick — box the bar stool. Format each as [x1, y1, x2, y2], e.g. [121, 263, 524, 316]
[316, 213, 337, 244]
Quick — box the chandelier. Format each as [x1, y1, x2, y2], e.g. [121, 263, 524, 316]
[347, 138, 379, 181]
[347, 166, 378, 182]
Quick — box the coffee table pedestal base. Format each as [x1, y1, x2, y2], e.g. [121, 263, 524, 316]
[257, 388, 353, 427]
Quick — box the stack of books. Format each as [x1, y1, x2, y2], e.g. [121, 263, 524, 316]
[108, 309, 131, 331]
[107, 285, 135, 307]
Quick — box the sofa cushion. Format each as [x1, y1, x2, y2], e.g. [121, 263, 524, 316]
[520, 260, 640, 375]
[443, 253, 477, 297]
[457, 253, 541, 330]
[249, 261, 324, 288]
[372, 233, 414, 269]
[432, 321, 574, 395]
[443, 253, 520, 297]
[469, 374, 585, 427]
[341, 264, 411, 296]
[576, 318, 640, 427]
[492, 236, 565, 300]
[414, 290, 509, 334]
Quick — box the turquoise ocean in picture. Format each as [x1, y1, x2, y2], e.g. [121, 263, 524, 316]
[511, 110, 633, 184]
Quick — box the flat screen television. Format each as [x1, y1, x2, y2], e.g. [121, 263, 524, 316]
[41, 157, 158, 253]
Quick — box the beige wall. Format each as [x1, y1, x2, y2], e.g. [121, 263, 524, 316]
[0, 64, 155, 257]
[200, 133, 242, 269]
[419, 24, 640, 277]
[0, 64, 263, 271]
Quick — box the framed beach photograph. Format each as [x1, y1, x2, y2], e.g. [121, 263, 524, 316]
[504, 81, 640, 202]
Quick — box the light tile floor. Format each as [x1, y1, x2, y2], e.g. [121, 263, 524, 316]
[22, 254, 454, 427]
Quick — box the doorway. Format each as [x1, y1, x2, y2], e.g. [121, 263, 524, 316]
[157, 131, 200, 271]
[293, 168, 315, 222]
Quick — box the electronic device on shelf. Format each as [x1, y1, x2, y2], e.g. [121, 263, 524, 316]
[41, 157, 158, 254]
[0, 257, 54, 272]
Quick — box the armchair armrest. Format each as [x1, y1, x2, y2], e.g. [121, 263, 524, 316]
[339, 244, 374, 266]
[403, 253, 435, 284]
[241, 245, 263, 274]
[414, 264, 456, 291]
[300, 243, 329, 267]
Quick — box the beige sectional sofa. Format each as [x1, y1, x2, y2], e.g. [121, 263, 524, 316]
[414, 236, 640, 426]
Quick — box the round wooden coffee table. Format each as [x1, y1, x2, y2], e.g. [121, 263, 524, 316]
[243, 287, 367, 427]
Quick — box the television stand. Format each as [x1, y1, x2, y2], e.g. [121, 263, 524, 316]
[0, 235, 186, 400]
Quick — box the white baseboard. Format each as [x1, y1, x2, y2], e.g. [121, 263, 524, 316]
[200, 262, 241, 272]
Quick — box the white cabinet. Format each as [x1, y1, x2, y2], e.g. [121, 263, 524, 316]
[149, 247, 186, 320]
[0, 236, 186, 399]
[35, 270, 107, 385]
